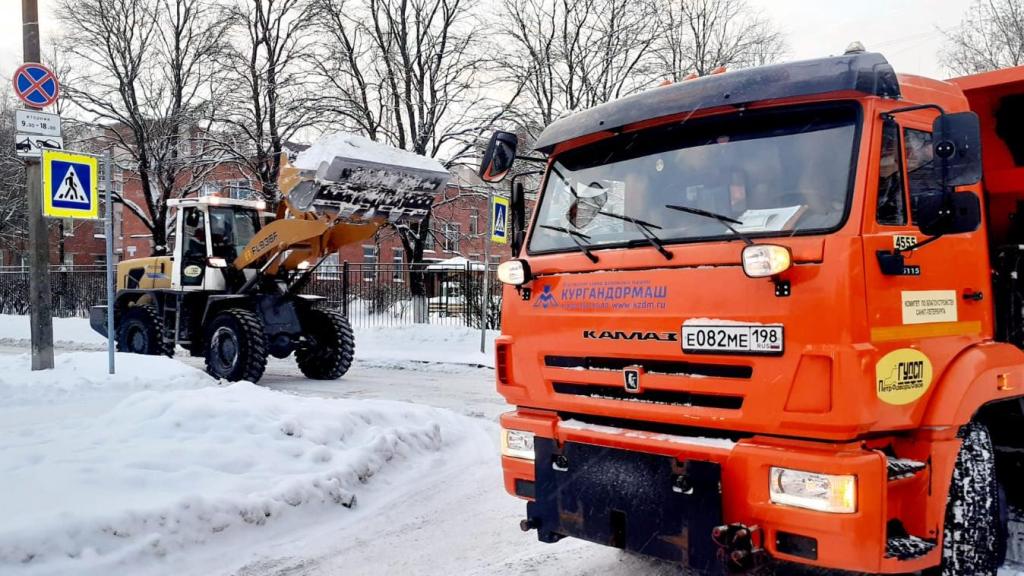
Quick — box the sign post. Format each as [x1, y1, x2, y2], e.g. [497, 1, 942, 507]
[19, 0, 55, 370]
[481, 193, 510, 353]
[103, 151, 115, 375]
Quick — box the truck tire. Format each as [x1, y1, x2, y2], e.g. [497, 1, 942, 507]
[930, 421, 1005, 576]
[204, 308, 267, 382]
[116, 305, 173, 356]
[295, 308, 354, 380]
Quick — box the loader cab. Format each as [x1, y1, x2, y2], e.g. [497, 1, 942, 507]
[168, 196, 265, 292]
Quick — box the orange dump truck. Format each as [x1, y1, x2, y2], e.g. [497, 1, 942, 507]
[478, 50, 1024, 574]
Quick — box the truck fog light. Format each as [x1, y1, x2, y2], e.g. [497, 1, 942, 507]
[742, 244, 791, 277]
[769, 467, 856, 513]
[497, 259, 531, 285]
[501, 428, 535, 461]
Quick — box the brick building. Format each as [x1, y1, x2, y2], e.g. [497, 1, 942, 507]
[6, 133, 531, 271]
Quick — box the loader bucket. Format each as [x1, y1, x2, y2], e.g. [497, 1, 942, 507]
[287, 133, 449, 225]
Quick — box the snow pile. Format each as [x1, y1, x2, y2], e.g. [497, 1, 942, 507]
[295, 132, 447, 174]
[0, 314, 106, 350]
[0, 351, 208, 405]
[0, 352, 479, 573]
[355, 323, 496, 368]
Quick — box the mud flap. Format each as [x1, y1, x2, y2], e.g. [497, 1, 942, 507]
[527, 438, 723, 574]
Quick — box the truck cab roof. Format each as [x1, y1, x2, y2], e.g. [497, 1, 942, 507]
[166, 196, 267, 211]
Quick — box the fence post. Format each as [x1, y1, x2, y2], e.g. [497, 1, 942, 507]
[341, 261, 349, 317]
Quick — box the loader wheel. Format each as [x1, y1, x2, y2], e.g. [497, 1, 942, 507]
[295, 309, 354, 380]
[204, 308, 267, 383]
[116, 305, 173, 356]
[927, 421, 1005, 576]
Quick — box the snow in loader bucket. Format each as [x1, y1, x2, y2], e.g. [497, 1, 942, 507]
[292, 133, 450, 224]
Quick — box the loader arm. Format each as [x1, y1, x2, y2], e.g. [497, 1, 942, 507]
[233, 216, 382, 274]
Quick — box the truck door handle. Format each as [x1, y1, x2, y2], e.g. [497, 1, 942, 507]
[963, 290, 983, 301]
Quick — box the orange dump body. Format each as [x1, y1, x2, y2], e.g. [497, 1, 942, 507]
[497, 61, 1024, 573]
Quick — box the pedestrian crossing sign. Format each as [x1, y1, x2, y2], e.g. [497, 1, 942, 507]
[42, 150, 98, 219]
[491, 196, 509, 244]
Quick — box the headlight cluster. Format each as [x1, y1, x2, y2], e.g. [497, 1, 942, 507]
[741, 244, 792, 278]
[500, 428, 535, 461]
[769, 467, 857, 514]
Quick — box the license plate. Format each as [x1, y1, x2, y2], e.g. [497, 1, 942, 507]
[682, 324, 783, 355]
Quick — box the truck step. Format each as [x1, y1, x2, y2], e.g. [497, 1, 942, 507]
[885, 535, 935, 560]
[887, 458, 926, 481]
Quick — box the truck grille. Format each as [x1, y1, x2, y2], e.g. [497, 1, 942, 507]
[553, 382, 744, 410]
[545, 355, 752, 379]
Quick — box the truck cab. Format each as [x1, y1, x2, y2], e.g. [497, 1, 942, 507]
[166, 196, 266, 291]
[483, 51, 1024, 574]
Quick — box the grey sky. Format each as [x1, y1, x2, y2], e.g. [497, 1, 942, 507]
[0, 0, 974, 96]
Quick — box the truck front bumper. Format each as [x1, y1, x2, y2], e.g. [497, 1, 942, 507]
[500, 410, 942, 575]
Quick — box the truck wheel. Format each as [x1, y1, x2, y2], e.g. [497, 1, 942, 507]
[295, 309, 355, 380]
[116, 305, 173, 356]
[204, 308, 267, 382]
[930, 421, 1005, 576]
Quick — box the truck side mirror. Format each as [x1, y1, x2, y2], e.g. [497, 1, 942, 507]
[479, 131, 518, 183]
[917, 189, 981, 236]
[510, 181, 527, 255]
[932, 111, 982, 187]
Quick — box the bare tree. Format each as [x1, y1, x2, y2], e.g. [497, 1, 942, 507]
[56, 0, 231, 255]
[215, 0, 323, 203]
[310, 0, 516, 298]
[498, 0, 662, 138]
[943, 0, 1024, 75]
[0, 89, 27, 255]
[655, 0, 785, 81]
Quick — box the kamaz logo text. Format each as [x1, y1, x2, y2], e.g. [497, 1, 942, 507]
[583, 330, 678, 342]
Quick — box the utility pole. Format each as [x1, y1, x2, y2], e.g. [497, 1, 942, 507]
[22, 0, 55, 370]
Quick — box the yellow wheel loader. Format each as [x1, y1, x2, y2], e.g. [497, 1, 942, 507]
[90, 138, 447, 382]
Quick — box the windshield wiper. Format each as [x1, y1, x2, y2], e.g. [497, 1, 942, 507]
[664, 203, 753, 245]
[539, 224, 599, 263]
[598, 211, 673, 260]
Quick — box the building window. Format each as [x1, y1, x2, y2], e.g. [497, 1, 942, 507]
[490, 255, 501, 267]
[469, 210, 479, 235]
[362, 245, 377, 281]
[443, 222, 460, 252]
[226, 180, 252, 200]
[392, 247, 404, 282]
[423, 226, 435, 251]
[63, 253, 74, 268]
[94, 255, 105, 266]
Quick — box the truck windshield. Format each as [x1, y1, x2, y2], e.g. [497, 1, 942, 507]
[528, 104, 860, 254]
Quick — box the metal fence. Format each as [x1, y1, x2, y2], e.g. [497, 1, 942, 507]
[0, 262, 503, 329]
[0, 265, 108, 317]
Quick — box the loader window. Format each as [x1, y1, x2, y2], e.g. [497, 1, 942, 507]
[904, 129, 941, 225]
[209, 208, 260, 262]
[876, 120, 906, 225]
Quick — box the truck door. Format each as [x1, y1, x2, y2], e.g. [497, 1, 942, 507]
[861, 112, 990, 412]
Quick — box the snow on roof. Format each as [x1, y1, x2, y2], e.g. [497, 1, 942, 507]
[294, 132, 447, 174]
[426, 256, 485, 271]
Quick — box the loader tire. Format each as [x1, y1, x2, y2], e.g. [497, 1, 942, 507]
[204, 308, 267, 383]
[295, 308, 354, 380]
[116, 304, 173, 356]
[927, 421, 1005, 576]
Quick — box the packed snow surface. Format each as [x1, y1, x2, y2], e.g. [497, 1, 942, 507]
[294, 132, 447, 175]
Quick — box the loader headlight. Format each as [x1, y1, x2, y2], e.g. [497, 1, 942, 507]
[497, 259, 531, 286]
[769, 467, 856, 513]
[742, 244, 792, 278]
[500, 428, 535, 461]
[207, 257, 229, 268]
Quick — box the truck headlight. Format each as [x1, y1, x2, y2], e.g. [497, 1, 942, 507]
[769, 467, 856, 513]
[742, 244, 791, 277]
[497, 259, 531, 286]
[500, 428, 535, 460]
